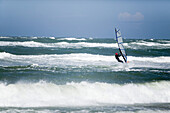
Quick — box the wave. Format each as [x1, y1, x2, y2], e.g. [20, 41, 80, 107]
[158, 40, 170, 43]
[1, 52, 170, 62]
[128, 56, 170, 63]
[131, 41, 170, 47]
[0, 36, 11, 39]
[0, 41, 117, 48]
[1, 52, 170, 63]
[0, 41, 53, 47]
[0, 40, 170, 49]
[0, 52, 170, 70]
[128, 40, 170, 49]
[49, 37, 55, 39]
[0, 81, 169, 107]
[57, 37, 87, 41]
[0, 109, 169, 113]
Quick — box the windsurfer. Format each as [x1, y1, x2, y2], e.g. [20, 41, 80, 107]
[115, 53, 123, 63]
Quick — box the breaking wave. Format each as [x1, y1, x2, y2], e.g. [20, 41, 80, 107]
[57, 37, 87, 41]
[0, 39, 170, 49]
[0, 41, 116, 48]
[0, 81, 169, 107]
[0, 52, 170, 70]
[128, 40, 170, 49]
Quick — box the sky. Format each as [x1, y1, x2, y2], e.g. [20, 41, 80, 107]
[0, 0, 170, 38]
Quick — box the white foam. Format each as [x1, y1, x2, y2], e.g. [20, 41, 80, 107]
[0, 41, 53, 47]
[129, 41, 170, 48]
[31, 37, 38, 39]
[126, 56, 170, 69]
[0, 81, 169, 107]
[0, 109, 168, 113]
[128, 56, 170, 63]
[115, 110, 170, 113]
[0, 41, 117, 48]
[0, 52, 115, 68]
[0, 52, 170, 70]
[158, 40, 170, 43]
[0, 52, 12, 59]
[1, 39, 170, 50]
[89, 37, 93, 40]
[49, 37, 55, 39]
[0, 36, 10, 39]
[57, 37, 86, 41]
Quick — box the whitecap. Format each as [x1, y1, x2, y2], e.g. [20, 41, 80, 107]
[0, 41, 118, 48]
[57, 37, 86, 41]
[1, 52, 170, 70]
[49, 37, 55, 39]
[0, 81, 169, 107]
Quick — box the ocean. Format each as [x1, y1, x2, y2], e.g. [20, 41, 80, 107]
[0, 36, 170, 113]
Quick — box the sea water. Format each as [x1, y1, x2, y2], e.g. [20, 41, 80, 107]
[0, 37, 170, 112]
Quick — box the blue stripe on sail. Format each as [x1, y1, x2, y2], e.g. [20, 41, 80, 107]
[118, 42, 123, 44]
[118, 46, 125, 49]
[120, 49, 125, 51]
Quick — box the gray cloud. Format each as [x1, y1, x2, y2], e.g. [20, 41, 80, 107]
[118, 12, 144, 22]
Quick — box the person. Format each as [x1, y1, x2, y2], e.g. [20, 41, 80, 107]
[115, 53, 123, 63]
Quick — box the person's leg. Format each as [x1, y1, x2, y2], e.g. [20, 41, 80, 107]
[118, 59, 123, 63]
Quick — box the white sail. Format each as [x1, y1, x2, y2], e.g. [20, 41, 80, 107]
[115, 28, 127, 63]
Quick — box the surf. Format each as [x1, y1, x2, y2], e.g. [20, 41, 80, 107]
[0, 52, 170, 70]
[0, 41, 117, 48]
[0, 81, 169, 107]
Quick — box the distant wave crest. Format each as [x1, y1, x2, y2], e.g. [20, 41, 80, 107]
[0, 41, 117, 48]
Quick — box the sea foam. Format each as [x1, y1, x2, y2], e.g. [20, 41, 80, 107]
[0, 52, 170, 70]
[57, 37, 86, 41]
[0, 41, 117, 48]
[129, 40, 170, 49]
[0, 81, 169, 107]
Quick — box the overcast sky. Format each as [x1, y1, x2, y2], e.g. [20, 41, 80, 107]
[0, 0, 170, 38]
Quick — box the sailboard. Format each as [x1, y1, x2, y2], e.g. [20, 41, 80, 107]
[115, 28, 127, 63]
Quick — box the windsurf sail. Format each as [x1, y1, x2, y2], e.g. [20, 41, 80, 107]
[115, 28, 127, 63]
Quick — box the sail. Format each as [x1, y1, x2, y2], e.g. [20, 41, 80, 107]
[115, 28, 127, 63]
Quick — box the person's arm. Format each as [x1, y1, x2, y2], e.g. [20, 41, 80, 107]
[118, 54, 121, 57]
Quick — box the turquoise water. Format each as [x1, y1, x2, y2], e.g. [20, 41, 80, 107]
[0, 37, 170, 112]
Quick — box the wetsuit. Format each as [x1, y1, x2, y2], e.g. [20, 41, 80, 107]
[115, 54, 123, 63]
